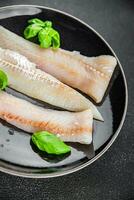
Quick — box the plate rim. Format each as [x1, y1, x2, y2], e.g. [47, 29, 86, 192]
[0, 4, 128, 178]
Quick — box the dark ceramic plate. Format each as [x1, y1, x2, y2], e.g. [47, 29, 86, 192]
[0, 5, 128, 178]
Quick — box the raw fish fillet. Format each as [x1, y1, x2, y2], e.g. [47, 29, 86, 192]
[0, 47, 102, 120]
[0, 26, 117, 103]
[0, 91, 93, 144]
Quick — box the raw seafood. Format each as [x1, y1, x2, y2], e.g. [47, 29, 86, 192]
[0, 47, 102, 120]
[0, 91, 93, 144]
[0, 25, 117, 103]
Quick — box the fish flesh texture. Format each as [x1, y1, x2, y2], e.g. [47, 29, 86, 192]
[0, 47, 102, 120]
[0, 26, 117, 103]
[0, 91, 93, 144]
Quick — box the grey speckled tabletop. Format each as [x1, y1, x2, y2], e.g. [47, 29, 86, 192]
[0, 0, 134, 200]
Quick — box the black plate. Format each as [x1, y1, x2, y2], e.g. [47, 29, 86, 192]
[0, 5, 128, 178]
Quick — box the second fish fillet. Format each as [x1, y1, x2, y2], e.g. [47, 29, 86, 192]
[0, 91, 93, 144]
[0, 47, 102, 120]
[0, 26, 117, 103]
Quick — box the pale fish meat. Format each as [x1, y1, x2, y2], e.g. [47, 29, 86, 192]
[0, 47, 102, 120]
[0, 26, 117, 103]
[0, 91, 93, 144]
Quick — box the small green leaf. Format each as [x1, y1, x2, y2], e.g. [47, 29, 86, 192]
[52, 32, 60, 49]
[0, 69, 8, 90]
[40, 36, 52, 48]
[38, 29, 52, 48]
[28, 18, 45, 26]
[39, 28, 60, 49]
[43, 20, 52, 28]
[38, 29, 48, 40]
[24, 24, 42, 39]
[28, 19, 53, 28]
[47, 28, 59, 37]
[32, 131, 71, 155]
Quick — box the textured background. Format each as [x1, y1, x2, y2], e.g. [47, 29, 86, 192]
[0, 0, 133, 200]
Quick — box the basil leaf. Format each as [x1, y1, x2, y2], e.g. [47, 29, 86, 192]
[40, 35, 52, 48]
[28, 18, 45, 26]
[38, 28, 48, 40]
[24, 18, 61, 49]
[28, 19, 52, 28]
[0, 69, 8, 90]
[39, 28, 60, 49]
[32, 131, 71, 155]
[43, 20, 52, 28]
[52, 32, 60, 49]
[38, 29, 52, 48]
[24, 24, 42, 39]
[46, 27, 59, 37]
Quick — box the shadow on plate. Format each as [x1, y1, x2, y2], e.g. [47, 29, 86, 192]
[30, 139, 71, 163]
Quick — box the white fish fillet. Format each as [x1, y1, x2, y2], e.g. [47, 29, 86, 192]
[0, 26, 117, 103]
[0, 91, 93, 144]
[0, 47, 102, 120]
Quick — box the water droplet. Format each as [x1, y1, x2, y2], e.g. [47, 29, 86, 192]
[8, 129, 14, 135]
[0, 144, 4, 147]
[6, 139, 10, 142]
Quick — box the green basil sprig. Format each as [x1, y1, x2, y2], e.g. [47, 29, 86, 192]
[24, 24, 42, 39]
[0, 69, 8, 90]
[24, 18, 60, 49]
[32, 131, 71, 155]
